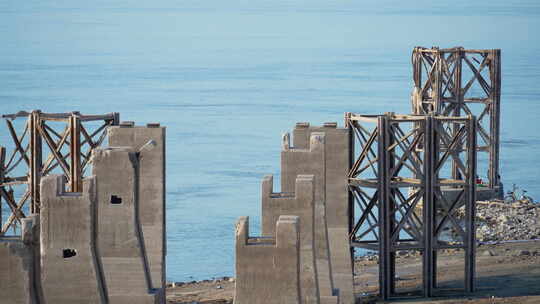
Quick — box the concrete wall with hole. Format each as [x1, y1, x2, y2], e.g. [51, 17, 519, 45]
[0, 123, 166, 304]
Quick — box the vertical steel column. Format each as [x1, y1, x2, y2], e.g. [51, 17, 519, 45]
[433, 52, 443, 113]
[0, 146, 5, 227]
[345, 112, 356, 268]
[489, 50, 501, 188]
[465, 115, 477, 292]
[412, 48, 423, 114]
[378, 115, 392, 300]
[452, 50, 463, 181]
[29, 110, 42, 214]
[412, 48, 422, 89]
[423, 115, 435, 297]
[431, 116, 440, 290]
[386, 115, 396, 295]
[69, 113, 82, 192]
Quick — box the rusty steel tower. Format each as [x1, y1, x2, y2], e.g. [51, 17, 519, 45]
[411, 47, 501, 193]
[0, 110, 119, 235]
[346, 112, 477, 299]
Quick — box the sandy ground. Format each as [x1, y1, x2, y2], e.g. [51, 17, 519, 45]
[166, 278, 235, 304]
[166, 240, 540, 304]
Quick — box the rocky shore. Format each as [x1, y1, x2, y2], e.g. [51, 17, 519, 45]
[474, 199, 540, 242]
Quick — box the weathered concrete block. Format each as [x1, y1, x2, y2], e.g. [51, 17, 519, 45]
[441, 185, 503, 207]
[281, 132, 339, 302]
[0, 217, 38, 304]
[22, 215, 43, 304]
[92, 147, 158, 304]
[108, 124, 166, 295]
[262, 174, 320, 304]
[0, 239, 33, 304]
[40, 175, 107, 304]
[235, 215, 301, 304]
[292, 123, 354, 304]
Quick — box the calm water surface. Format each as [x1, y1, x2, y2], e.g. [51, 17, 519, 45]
[1, 1, 539, 281]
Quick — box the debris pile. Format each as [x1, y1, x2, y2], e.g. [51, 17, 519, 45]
[474, 199, 540, 242]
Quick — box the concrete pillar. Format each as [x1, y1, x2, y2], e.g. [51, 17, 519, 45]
[0, 215, 40, 304]
[108, 123, 166, 296]
[22, 215, 43, 304]
[262, 174, 320, 304]
[0, 239, 34, 304]
[40, 175, 107, 304]
[234, 215, 301, 304]
[92, 147, 159, 304]
[281, 132, 339, 303]
[292, 123, 354, 304]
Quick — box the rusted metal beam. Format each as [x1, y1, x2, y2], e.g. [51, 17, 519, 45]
[345, 112, 356, 270]
[423, 114, 435, 297]
[29, 110, 42, 213]
[1, 190, 30, 234]
[377, 115, 392, 300]
[489, 50, 501, 188]
[6, 119, 30, 166]
[69, 114, 82, 192]
[0, 146, 5, 229]
[39, 122, 71, 177]
[465, 115, 477, 292]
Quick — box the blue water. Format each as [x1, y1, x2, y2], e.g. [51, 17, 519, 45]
[1, 1, 539, 281]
